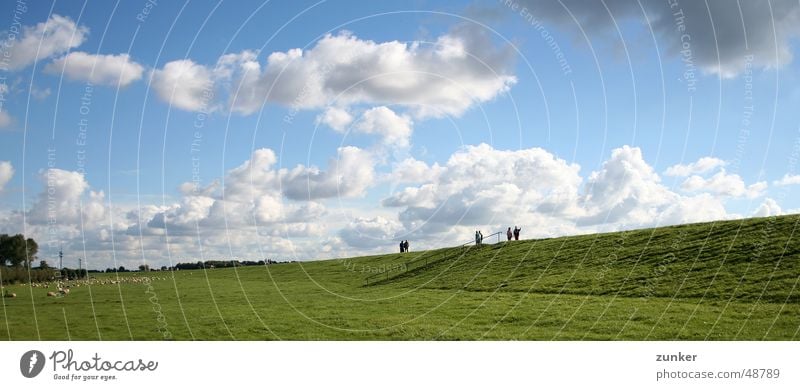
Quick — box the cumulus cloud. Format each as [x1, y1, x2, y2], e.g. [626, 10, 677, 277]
[517, 0, 800, 77]
[139, 145, 373, 239]
[773, 173, 800, 186]
[150, 50, 260, 112]
[213, 50, 260, 81]
[0, 161, 13, 191]
[387, 157, 443, 185]
[2, 14, 88, 70]
[753, 198, 782, 217]
[657, 193, 731, 226]
[354, 106, 413, 147]
[45, 52, 145, 86]
[574, 146, 731, 228]
[150, 59, 215, 111]
[580, 145, 671, 225]
[339, 216, 403, 249]
[664, 157, 726, 177]
[26, 168, 107, 228]
[280, 146, 375, 200]
[383, 143, 583, 234]
[316, 106, 353, 132]
[0, 148, 364, 266]
[152, 25, 516, 117]
[0, 143, 790, 266]
[235, 26, 516, 117]
[381, 144, 735, 242]
[680, 170, 766, 198]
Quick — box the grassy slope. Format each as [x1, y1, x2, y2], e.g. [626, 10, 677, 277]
[1, 215, 798, 340]
[387, 215, 800, 302]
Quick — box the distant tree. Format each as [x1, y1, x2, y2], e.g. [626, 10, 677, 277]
[39, 260, 49, 269]
[118, 266, 126, 272]
[0, 234, 38, 267]
[160, 266, 167, 271]
[138, 264, 150, 272]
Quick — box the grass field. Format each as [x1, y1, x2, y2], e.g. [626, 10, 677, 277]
[1, 215, 799, 340]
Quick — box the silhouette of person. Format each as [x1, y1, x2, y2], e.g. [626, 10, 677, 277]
[475, 231, 480, 245]
[507, 227, 512, 241]
[400, 241, 405, 253]
[403, 240, 409, 253]
[479, 231, 483, 244]
[514, 226, 521, 240]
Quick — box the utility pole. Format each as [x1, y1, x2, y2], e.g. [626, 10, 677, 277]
[59, 247, 63, 269]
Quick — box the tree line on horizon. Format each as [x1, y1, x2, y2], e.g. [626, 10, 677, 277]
[1, 233, 295, 284]
[0, 233, 58, 284]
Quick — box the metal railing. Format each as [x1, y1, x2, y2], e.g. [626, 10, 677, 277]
[363, 232, 503, 286]
[363, 246, 473, 286]
[461, 231, 503, 246]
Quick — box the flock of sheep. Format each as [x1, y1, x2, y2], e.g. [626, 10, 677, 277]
[2, 275, 172, 298]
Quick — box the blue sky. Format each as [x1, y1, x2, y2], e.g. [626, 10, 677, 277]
[1, 0, 799, 269]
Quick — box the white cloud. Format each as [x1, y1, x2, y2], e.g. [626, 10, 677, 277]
[3, 15, 88, 71]
[45, 52, 144, 86]
[753, 198, 782, 217]
[150, 60, 215, 111]
[680, 170, 766, 198]
[150, 50, 260, 112]
[0, 142, 792, 268]
[0, 161, 13, 191]
[212, 50, 260, 81]
[26, 168, 107, 228]
[657, 193, 731, 226]
[280, 146, 375, 200]
[140, 146, 373, 238]
[575, 146, 732, 228]
[354, 106, 413, 147]
[219, 146, 373, 202]
[383, 143, 583, 234]
[152, 25, 515, 117]
[580, 145, 671, 225]
[316, 107, 353, 132]
[381, 144, 739, 241]
[773, 173, 800, 186]
[235, 26, 516, 117]
[387, 157, 443, 184]
[152, 25, 516, 134]
[664, 157, 726, 177]
[0, 157, 331, 267]
[339, 216, 403, 249]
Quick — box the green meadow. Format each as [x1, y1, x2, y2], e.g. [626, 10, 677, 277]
[1, 215, 798, 340]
